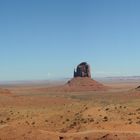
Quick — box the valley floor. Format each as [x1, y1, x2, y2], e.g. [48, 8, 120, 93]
[0, 80, 140, 139]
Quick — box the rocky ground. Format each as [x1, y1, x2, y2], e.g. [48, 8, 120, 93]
[0, 80, 140, 139]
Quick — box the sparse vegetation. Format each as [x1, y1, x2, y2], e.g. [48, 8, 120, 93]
[0, 80, 140, 140]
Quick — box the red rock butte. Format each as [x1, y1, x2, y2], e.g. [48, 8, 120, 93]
[74, 62, 91, 78]
[39, 62, 107, 92]
[66, 62, 107, 91]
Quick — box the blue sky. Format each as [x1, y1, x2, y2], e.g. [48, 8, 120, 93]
[0, 0, 140, 81]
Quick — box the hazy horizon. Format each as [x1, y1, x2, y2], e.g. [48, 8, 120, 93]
[1, 75, 140, 83]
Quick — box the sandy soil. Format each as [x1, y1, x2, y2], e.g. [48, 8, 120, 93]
[0, 79, 140, 139]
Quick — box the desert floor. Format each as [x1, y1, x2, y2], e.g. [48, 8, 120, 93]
[0, 79, 140, 140]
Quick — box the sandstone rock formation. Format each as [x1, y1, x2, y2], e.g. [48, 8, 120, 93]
[74, 62, 91, 78]
[39, 62, 108, 92]
[66, 62, 108, 91]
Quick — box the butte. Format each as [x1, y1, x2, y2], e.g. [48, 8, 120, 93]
[39, 62, 107, 92]
[65, 62, 107, 91]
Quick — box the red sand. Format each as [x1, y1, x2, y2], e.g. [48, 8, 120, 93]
[39, 77, 108, 92]
[0, 88, 11, 95]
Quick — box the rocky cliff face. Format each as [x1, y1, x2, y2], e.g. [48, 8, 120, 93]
[74, 62, 91, 78]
